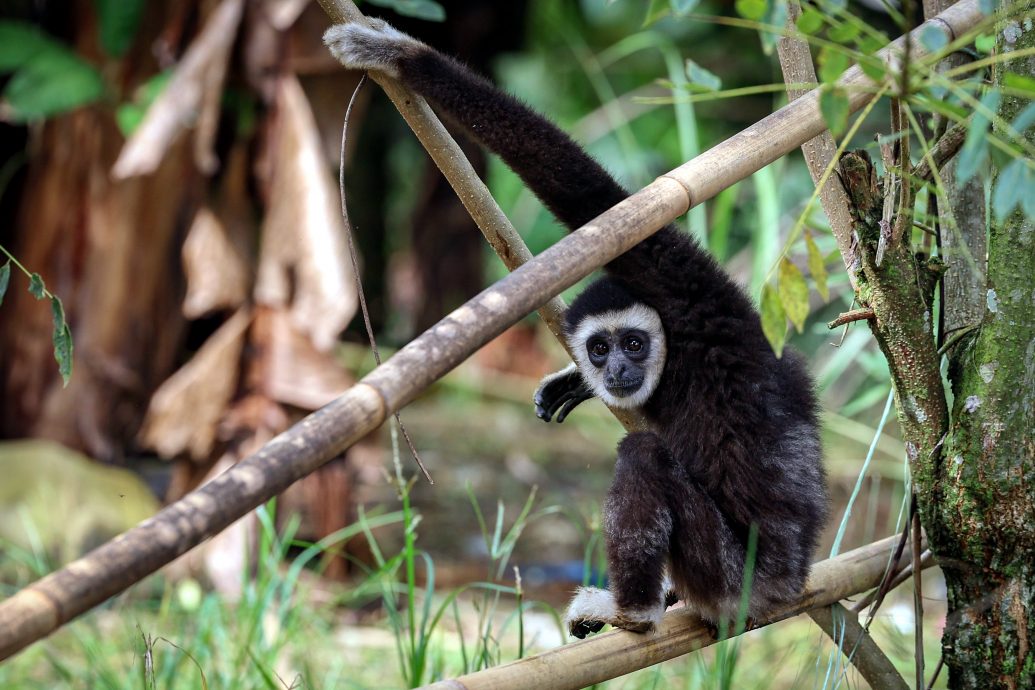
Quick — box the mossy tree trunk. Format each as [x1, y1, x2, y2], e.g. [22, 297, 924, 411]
[933, 6, 1035, 686]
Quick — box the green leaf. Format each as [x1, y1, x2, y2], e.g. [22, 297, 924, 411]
[53, 318, 74, 387]
[28, 272, 45, 299]
[51, 296, 73, 385]
[684, 58, 722, 92]
[778, 258, 810, 333]
[820, 86, 849, 136]
[0, 260, 10, 307]
[1004, 72, 1035, 97]
[3, 47, 104, 121]
[116, 70, 172, 136]
[760, 0, 787, 55]
[644, 0, 671, 25]
[94, 0, 146, 57]
[818, 47, 850, 84]
[828, 21, 860, 43]
[670, 0, 701, 13]
[734, 0, 767, 21]
[860, 59, 887, 83]
[0, 21, 53, 70]
[50, 294, 65, 332]
[760, 283, 787, 357]
[805, 232, 829, 302]
[857, 34, 887, 55]
[365, 0, 445, 21]
[992, 158, 1026, 222]
[957, 91, 1000, 183]
[975, 34, 995, 54]
[1011, 103, 1035, 137]
[918, 24, 948, 52]
[796, 9, 824, 35]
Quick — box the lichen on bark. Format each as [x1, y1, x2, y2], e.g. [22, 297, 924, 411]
[934, 2, 1035, 686]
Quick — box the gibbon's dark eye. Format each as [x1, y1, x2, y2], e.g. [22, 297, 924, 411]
[624, 336, 642, 353]
[589, 341, 609, 358]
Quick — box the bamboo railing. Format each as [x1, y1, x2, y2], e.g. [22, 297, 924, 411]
[419, 535, 927, 690]
[0, 0, 984, 664]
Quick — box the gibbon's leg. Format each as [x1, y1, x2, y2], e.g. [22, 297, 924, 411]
[666, 466, 749, 625]
[566, 432, 672, 638]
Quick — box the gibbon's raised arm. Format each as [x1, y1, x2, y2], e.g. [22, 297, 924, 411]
[325, 21, 633, 233]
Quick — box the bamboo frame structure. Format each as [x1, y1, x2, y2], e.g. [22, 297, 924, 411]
[0, 0, 984, 664]
[418, 535, 928, 690]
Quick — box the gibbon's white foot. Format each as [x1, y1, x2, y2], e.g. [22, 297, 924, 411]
[565, 586, 664, 639]
[322, 20, 416, 78]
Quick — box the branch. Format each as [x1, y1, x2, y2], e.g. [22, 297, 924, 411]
[776, 0, 859, 288]
[828, 307, 876, 329]
[417, 535, 930, 690]
[0, 0, 987, 660]
[910, 119, 968, 183]
[809, 604, 909, 690]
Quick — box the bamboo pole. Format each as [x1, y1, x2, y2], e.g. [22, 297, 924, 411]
[418, 534, 929, 690]
[0, 0, 985, 661]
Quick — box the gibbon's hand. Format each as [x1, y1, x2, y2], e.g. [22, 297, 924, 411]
[534, 364, 594, 423]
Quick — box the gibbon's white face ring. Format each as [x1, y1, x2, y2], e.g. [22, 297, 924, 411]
[569, 303, 666, 409]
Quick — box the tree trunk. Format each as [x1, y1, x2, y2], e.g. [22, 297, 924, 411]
[935, 4, 1035, 686]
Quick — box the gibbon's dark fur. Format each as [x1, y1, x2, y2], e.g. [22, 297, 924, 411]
[326, 22, 827, 633]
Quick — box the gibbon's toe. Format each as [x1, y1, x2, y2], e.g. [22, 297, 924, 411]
[565, 586, 616, 638]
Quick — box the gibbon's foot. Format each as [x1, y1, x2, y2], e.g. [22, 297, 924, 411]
[565, 587, 664, 639]
[664, 589, 680, 608]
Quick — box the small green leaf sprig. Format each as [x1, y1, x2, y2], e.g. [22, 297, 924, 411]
[0, 246, 73, 386]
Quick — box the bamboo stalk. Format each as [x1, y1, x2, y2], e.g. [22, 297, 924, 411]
[0, 0, 985, 660]
[776, 0, 859, 288]
[419, 534, 929, 690]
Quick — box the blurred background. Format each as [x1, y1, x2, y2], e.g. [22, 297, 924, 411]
[0, 0, 943, 687]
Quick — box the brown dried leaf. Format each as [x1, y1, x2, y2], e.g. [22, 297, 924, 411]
[253, 307, 354, 410]
[254, 75, 357, 351]
[139, 308, 252, 460]
[111, 0, 243, 178]
[182, 207, 250, 318]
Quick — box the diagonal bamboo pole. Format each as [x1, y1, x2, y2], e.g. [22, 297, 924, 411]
[417, 534, 930, 690]
[0, 0, 984, 661]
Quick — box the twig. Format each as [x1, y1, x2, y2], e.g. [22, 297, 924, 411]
[937, 323, 979, 355]
[852, 549, 933, 614]
[864, 503, 915, 627]
[926, 656, 945, 690]
[828, 308, 876, 329]
[912, 497, 925, 688]
[911, 120, 969, 182]
[810, 603, 909, 690]
[338, 75, 432, 484]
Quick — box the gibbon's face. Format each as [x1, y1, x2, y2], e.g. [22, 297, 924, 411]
[570, 303, 666, 409]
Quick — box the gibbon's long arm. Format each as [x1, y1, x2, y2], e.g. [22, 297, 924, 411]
[323, 22, 719, 306]
[326, 22, 628, 232]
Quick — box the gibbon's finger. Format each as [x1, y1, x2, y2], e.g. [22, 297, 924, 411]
[555, 396, 584, 423]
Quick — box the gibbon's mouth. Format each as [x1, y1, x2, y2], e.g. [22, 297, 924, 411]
[606, 379, 643, 396]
